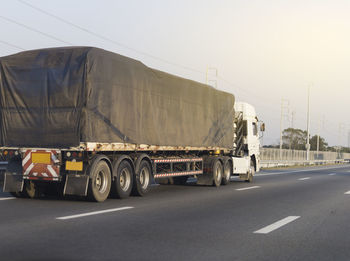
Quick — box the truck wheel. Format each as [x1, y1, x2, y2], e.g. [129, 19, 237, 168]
[132, 160, 151, 196]
[212, 159, 223, 187]
[221, 159, 232, 185]
[245, 160, 255, 183]
[173, 176, 188, 185]
[113, 160, 133, 199]
[87, 160, 111, 202]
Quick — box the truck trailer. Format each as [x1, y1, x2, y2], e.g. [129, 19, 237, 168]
[0, 47, 263, 202]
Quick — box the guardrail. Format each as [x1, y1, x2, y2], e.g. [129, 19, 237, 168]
[261, 159, 347, 168]
[260, 148, 350, 168]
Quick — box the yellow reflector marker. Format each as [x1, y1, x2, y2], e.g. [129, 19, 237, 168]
[32, 152, 51, 164]
[66, 161, 83, 171]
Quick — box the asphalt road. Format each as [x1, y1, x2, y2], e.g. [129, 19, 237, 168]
[1, 164, 350, 261]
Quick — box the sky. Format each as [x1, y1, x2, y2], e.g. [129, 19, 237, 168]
[0, 0, 349, 146]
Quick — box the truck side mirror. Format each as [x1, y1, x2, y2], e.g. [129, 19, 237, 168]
[260, 123, 265, 132]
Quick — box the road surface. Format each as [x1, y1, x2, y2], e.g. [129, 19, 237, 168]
[0, 164, 350, 261]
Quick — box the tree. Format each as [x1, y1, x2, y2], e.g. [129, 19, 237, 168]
[310, 135, 328, 151]
[282, 128, 307, 150]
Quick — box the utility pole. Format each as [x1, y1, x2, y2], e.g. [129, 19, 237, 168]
[306, 86, 311, 161]
[291, 111, 295, 129]
[289, 111, 296, 150]
[279, 99, 289, 160]
[338, 123, 345, 155]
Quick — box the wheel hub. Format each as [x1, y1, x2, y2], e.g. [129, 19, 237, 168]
[95, 171, 107, 193]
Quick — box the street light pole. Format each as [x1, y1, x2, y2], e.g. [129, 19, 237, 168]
[316, 119, 320, 159]
[306, 86, 311, 161]
[279, 99, 283, 159]
[279, 99, 289, 160]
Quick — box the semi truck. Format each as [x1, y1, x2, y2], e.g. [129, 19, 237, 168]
[0, 47, 264, 202]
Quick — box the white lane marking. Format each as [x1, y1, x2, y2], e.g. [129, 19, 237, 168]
[0, 197, 16, 201]
[328, 173, 336, 176]
[236, 186, 261, 191]
[257, 165, 350, 177]
[345, 191, 350, 195]
[56, 207, 134, 220]
[254, 216, 300, 234]
[298, 177, 310, 181]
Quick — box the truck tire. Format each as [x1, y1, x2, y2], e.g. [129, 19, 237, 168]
[132, 160, 151, 196]
[9, 180, 38, 198]
[212, 159, 223, 187]
[113, 160, 133, 199]
[245, 160, 255, 183]
[87, 160, 111, 202]
[173, 176, 188, 185]
[221, 158, 232, 185]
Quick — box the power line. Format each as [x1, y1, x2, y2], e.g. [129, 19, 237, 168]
[0, 40, 25, 51]
[16, 0, 276, 110]
[10, 0, 284, 119]
[218, 76, 259, 98]
[0, 15, 73, 45]
[17, 0, 205, 75]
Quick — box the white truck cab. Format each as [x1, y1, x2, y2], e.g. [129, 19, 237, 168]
[232, 102, 262, 178]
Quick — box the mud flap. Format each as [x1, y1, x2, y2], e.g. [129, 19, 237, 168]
[63, 174, 89, 196]
[196, 157, 215, 186]
[3, 160, 24, 193]
[3, 173, 24, 193]
[196, 174, 213, 185]
[239, 173, 248, 180]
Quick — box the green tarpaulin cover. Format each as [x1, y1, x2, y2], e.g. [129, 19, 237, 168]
[0, 47, 234, 149]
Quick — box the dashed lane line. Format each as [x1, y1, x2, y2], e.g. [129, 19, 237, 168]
[257, 165, 350, 177]
[0, 197, 16, 201]
[236, 186, 261, 191]
[56, 207, 134, 220]
[328, 173, 336, 176]
[298, 177, 311, 181]
[345, 191, 350, 195]
[254, 216, 300, 234]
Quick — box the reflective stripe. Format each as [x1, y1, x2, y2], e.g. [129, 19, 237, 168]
[24, 163, 35, 175]
[22, 152, 31, 166]
[47, 164, 58, 177]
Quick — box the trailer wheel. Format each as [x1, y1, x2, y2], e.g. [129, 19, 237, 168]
[221, 159, 232, 185]
[132, 160, 151, 196]
[212, 159, 223, 187]
[113, 160, 133, 199]
[245, 160, 255, 183]
[87, 160, 111, 202]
